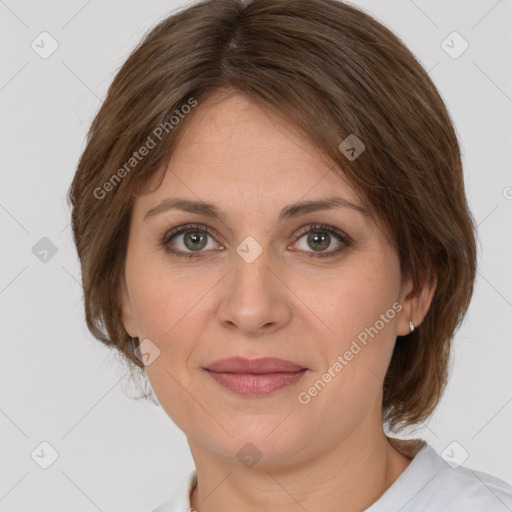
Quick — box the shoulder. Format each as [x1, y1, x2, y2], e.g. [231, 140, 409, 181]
[421, 455, 512, 510]
[150, 470, 197, 512]
[375, 444, 512, 511]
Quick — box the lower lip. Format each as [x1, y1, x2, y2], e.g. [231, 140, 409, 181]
[204, 369, 307, 396]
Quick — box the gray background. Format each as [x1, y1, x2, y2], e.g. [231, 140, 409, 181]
[1, 0, 511, 510]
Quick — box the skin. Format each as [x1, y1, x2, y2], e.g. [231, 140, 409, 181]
[120, 91, 437, 511]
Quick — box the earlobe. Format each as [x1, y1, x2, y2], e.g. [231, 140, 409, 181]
[397, 276, 437, 336]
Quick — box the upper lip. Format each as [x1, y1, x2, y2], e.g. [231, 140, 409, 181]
[204, 357, 307, 374]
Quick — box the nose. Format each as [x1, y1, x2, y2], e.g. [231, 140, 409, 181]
[216, 247, 292, 337]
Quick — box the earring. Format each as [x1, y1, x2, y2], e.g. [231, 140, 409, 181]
[409, 321, 415, 332]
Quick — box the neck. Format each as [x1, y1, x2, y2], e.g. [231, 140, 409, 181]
[188, 429, 413, 512]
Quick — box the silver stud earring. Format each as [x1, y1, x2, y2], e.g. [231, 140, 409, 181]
[409, 321, 415, 332]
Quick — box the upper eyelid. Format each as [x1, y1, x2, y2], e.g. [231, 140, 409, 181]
[163, 223, 220, 243]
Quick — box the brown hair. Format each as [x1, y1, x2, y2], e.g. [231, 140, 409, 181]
[67, 0, 477, 435]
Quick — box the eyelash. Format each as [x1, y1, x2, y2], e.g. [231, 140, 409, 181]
[160, 223, 352, 259]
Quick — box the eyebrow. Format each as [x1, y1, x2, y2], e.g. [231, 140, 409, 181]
[143, 196, 368, 222]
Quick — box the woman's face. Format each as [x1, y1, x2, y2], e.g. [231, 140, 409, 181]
[121, 92, 423, 467]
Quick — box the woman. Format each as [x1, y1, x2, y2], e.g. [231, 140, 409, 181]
[67, 0, 512, 510]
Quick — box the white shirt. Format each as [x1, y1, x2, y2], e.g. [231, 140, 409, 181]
[151, 444, 512, 511]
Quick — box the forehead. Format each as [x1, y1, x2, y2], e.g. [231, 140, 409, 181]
[136, 93, 364, 214]
[173, 93, 332, 175]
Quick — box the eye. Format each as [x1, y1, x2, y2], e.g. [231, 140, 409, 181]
[161, 224, 223, 259]
[293, 224, 351, 258]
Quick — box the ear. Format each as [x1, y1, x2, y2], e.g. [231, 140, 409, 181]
[119, 275, 138, 338]
[396, 275, 437, 336]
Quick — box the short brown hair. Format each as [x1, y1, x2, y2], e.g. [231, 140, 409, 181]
[67, 0, 477, 434]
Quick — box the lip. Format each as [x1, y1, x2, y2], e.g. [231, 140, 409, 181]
[205, 357, 306, 373]
[203, 357, 308, 396]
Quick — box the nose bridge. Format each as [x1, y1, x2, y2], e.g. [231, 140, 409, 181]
[233, 237, 270, 288]
[231, 235, 275, 302]
[217, 235, 290, 333]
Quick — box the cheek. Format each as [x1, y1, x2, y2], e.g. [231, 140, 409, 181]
[319, 259, 400, 348]
[126, 250, 208, 340]
[300, 323, 397, 442]
[134, 273, 206, 430]
[308, 262, 400, 408]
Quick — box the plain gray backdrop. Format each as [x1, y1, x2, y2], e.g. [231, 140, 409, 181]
[1, 0, 511, 510]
